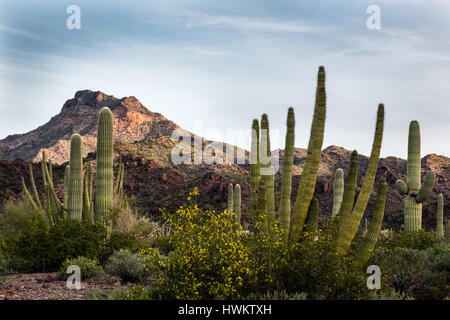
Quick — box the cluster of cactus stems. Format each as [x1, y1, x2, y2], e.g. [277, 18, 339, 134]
[21, 107, 117, 231]
[226, 183, 241, 229]
[336, 104, 385, 254]
[396, 121, 436, 232]
[247, 66, 388, 265]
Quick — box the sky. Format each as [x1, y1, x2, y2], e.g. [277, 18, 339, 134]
[0, 0, 449, 159]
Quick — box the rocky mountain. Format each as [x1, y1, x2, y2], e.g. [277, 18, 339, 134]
[0, 90, 448, 231]
[0, 90, 182, 164]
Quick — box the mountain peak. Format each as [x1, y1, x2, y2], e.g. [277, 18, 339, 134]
[0, 90, 180, 164]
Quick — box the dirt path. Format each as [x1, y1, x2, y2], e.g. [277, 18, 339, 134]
[0, 273, 136, 300]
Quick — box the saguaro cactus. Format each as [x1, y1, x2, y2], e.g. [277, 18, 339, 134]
[354, 179, 387, 266]
[396, 121, 436, 232]
[437, 194, 444, 242]
[68, 134, 83, 222]
[290, 66, 326, 245]
[233, 184, 241, 227]
[95, 107, 114, 225]
[260, 114, 275, 229]
[250, 119, 260, 224]
[332, 168, 344, 217]
[227, 183, 234, 213]
[337, 104, 384, 254]
[63, 165, 70, 218]
[279, 107, 295, 244]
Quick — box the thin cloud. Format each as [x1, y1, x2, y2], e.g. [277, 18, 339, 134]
[0, 25, 42, 40]
[184, 12, 331, 35]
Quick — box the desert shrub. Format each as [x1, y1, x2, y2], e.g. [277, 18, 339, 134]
[246, 290, 308, 300]
[105, 249, 147, 282]
[367, 290, 415, 300]
[3, 220, 107, 272]
[390, 230, 437, 250]
[143, 188, 252, 299]
[0, 200, 48, 238]
[57, 256, 103, 280]
[100, 231, 140, 262]
[373, 245, 449, 300]
[0, 245, 13, 276]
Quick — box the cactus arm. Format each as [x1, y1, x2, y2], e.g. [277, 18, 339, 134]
[67, 134, 83, 222]
[337, 104, 384, 254]
[21, 177, 39, 211]
[256, 179, 267, 233]
[437, 194, 444, 242]
[233, 184, 241, 228]
[28, 163, 43, 210]
[279, 107, 295, 244]
[304, 197, 319, 233]
[354, 179, 387, 267]
[290, 66, 326, 245]
[82, 170, 92, 222]
[250, 119, 260, 225]
[396, 180, 408, 195]
[415, 171, 436, 203]
[227, 183, 234, 213]
[95, 107, 114, 225]
[42, 154, 62, 214]
[260, 113, 276, 229]
[332, 168, 344, 217]
[406, 121, 421, 192]
[336, 151, 359, 226]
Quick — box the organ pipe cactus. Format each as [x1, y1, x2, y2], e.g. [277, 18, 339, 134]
[63, 165, 69, 219]
[21, 176, 39, 211]
[396, 121, 436, 232]
[29, 163, 42, 210]
[256, 179, 267, 233]
[354, 179, 387, 266]
[290, 66, 326, 245]
[332, 169, 344, 217]
[279, 107, 295, 244]
[437, 194, 444, 242]
[95, 107, 114, 225]
[337, 104, 384, 254]
[67, 134, 83, 222]
[227, 183, 234, 214]
[260, 114, 275, 229]
[233, 184, 241, 227]
[305, 197, 319, 233]
[250, 119, 260, 223]
[337, 151, 358, 226]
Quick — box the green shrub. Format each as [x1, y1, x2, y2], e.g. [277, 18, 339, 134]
[57, 256, 103, 280]
[391, 230, 437, 250]
[100, 231, 140, 262]
[373, 245, 449, 300]
[105, 249, 147, 283]
[4, 220, 107, 272]
[0, 247, 13, 276]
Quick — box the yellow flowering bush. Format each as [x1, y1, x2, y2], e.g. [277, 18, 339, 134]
[142, 188, 252, 299]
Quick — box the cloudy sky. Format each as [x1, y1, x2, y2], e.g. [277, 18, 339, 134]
[0, 0, 449, 158]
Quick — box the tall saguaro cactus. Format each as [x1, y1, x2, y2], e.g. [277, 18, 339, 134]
[227, 183, 234, 214]
[337, 104, 384, 254]
[290, 66, 326, 245]
[233, 184, 241, 227]
[95, 107, 114, 225]
[260, 113, 276, 229]
[396, 121, 436, 232]
[279, 107, 295, 244]
[250, 119, 260, 224]
[437, 194, 444, 242]
[68, 134, 83, 222]
[332, 168, 344, 217]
